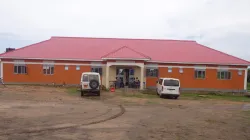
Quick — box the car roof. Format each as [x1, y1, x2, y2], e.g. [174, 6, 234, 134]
[81, 72, 100, 75]
[160, 78, 180, 81]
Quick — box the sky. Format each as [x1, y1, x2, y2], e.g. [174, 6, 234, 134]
[0, 0, 250, 61]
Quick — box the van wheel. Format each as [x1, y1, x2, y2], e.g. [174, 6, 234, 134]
[174, 96, 179, 99]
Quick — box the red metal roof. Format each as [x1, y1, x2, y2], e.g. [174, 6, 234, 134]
[0, 36, 249, 65]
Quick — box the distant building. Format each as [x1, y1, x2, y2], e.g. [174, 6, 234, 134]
[0, 37, 249, 92]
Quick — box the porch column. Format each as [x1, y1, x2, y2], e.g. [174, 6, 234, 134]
[140, 66, 144, 90]
[105, 65, 110, 89]
[244, 69, 248, 90]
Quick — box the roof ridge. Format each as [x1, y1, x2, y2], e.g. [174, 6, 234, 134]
[0, 39, 51, 57]
[198, 43, 250, 64]
[51, 36, 196, 42]
[102, 46, 151, 59]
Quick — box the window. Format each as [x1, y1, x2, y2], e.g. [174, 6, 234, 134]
[146, 68, 158, 77]
[168, 67, 172, 73]
[14, 60, 27, 74]
[76, 65, 80, 70]
[43, 64, 54, 75]
[179, 68, 183, 73]
[238, 70, 242, 75]
[217, 71, 231, 80]
[129, 69, 134, 75]
[195, 69, 206, 79]
[164, 79, 179, 86]
[159, 79, 163, 85]
[14, 65, 27, 74]
[91, 67, 102, 75]
[65, 65, 69, 70]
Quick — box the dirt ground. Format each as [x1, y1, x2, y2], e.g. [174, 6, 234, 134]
[0, 85, 249, 140]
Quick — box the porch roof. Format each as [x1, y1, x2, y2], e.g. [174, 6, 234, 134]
[102, 46, 151, 61]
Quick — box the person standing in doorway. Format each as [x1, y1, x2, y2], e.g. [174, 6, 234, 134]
[135, 77, 140, 89]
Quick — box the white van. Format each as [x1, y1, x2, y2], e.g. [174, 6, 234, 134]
[156, 78, 180, 99]
[80, 72, 101, 96]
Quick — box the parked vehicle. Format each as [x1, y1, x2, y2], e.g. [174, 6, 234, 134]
[156, 78, 180, 99]
[80, 72, 101, 96]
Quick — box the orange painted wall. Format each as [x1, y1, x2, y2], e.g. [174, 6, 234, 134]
[3, 63, 91, 85]
[146, 77, 158, 87]
[157, 67, 245, 90]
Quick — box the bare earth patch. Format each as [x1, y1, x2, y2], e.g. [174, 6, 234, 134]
[0, 85, 249, 140]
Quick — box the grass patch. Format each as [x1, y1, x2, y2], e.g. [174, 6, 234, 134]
[66, 87, 79, 96]
[181, 93, 250, 102]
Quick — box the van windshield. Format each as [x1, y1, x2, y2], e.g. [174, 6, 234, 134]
[164, 79, 179, 86]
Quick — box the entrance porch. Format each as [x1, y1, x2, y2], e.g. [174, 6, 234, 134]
[104, 62, 145, 90]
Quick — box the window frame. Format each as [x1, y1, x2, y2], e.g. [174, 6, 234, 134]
[217, 70, 231, 80]
[14, 60, 27, 74]
[43, 64, 54, 75]
[179, 68, 183, 73]
[168, 67, 172, 73]
[238, 70, 242, 76]
[76, 65, 80, 70]
[146, 68, 158, 77]
[91, 67, 102, 75]
[65, 65, 69, 70]
[194, 69, 206, 79]
[14, 65, 27, 74]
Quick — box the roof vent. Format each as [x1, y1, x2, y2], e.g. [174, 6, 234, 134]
[6, 48, 15, 52]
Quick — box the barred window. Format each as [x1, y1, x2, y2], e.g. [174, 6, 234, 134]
[217, 71, 231, 80]
[195, 69, 206, 79]
[91, 67, 102, 75]
[43, 64, 54, 75]
[14, 65, 27, 74]
[146, 68, 158, 77]
[14, 60, 27, 74]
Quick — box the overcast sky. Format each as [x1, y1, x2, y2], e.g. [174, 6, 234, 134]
[0, 0, 250, 61]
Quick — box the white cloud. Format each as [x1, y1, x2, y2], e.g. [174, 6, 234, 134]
[0, 0, 250, 61]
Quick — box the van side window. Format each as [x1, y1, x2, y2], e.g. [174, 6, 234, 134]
[159, 79, 163, 85]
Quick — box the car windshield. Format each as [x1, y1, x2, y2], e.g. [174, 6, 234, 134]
[82, 74, 98, 82]
[164, 79, 179, 86]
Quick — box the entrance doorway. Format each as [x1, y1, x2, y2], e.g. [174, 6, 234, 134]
[116, 68, 134, 88]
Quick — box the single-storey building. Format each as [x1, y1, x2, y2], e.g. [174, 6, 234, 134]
[0, 37, 249, 92]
